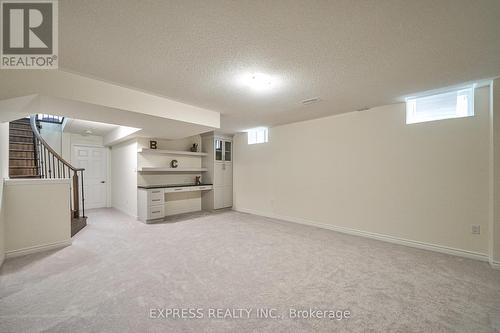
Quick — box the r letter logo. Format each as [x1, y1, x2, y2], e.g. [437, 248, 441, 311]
[1, 0, 58, 69]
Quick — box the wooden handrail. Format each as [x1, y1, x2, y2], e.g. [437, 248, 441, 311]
[30, 115, 86, 218]
[29, 116, 83, 172]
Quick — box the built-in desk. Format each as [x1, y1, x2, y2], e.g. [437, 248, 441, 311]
[137, 184, 213, 223]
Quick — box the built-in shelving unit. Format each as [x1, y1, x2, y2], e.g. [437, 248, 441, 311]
[138, 167, 208, 172]
[137, 137, 210, 221]
[138, 148, 208, 157]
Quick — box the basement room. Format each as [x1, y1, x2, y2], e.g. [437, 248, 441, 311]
[0, 1, 500, 332]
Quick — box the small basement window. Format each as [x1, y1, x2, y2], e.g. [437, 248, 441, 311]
[247, 127, 268, 145]
[406, 86, 474, 124]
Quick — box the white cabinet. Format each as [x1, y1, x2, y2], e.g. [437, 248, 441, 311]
[215, 139, 232, 162]
[138, 188, 165, 223]
[138, 185, 214, 223]
[222, 163, 233, 207]
[213, 162, 232, 209]
[202, 133, 233, 210]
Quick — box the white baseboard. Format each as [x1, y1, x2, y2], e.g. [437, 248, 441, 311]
[5, 239, 72, 259]
[112, 205, 138, 219]
[234, 207, 490, 262]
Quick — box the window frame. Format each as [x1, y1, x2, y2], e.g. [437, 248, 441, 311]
[405, 86, 475, 125]
[247, 127, 269, 145]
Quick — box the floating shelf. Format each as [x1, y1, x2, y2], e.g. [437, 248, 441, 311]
[138, 148, 208, 157]
[138, 167, 208, 173]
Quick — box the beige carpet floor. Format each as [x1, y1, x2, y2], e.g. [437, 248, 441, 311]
[1, 208, 499, 332]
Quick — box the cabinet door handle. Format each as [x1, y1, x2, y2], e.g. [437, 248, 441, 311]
[152, 199, 161, 202]
[152, 211, 161, 214]
[152, 191, 161, 194]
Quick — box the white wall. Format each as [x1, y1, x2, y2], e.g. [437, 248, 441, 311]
[4, 179, 71, 257]
[39, 122, 62, 155]
[234, 86, 491, 257]
[111, 139, 138, 217]
[0, 122, 9, 266]
[62, 132, 104, 161]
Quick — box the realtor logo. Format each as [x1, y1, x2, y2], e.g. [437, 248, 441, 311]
[1, 0, 58, 69]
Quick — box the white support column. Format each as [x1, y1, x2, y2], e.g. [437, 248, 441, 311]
[490, 79, 500, 269]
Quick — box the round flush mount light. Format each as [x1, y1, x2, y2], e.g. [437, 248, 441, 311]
[238, 72, 279, 93]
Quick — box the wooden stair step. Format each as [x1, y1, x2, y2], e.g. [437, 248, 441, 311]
[10, 124, 32, 127]
[9, 175, 41, 178]
[9, 122, 32, 127]
[9, 166, 37, 169]
[10, 161, 36, 167]
[10, 123, 31, 127]
[9, 149, 34, 152]
[10, 132, 34, 137]
[10, 141, 33, 145]
[9, 157, 36, 160]
[10, 160, 36, 165]
[71, 216, 87, 237]
[10, 125, 32, 129]
[10, 172, 39, 177]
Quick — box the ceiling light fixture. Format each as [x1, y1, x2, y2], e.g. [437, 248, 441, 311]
[238, 72, 278, 93]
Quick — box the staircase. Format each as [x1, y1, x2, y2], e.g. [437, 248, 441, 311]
[9, 118, 40, 178]
[8, 116, 88, 236]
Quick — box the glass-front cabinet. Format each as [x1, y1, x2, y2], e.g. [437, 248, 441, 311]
[224, 141, 231, 161]
[215, 139, 223, 161]
[215, 138, 232, 162]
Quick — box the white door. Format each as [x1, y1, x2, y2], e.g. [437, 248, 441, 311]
[72, 145, 107, 209]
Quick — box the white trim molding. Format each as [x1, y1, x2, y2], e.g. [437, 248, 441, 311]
[234, 208, 490, 263]
[5, 239, 72, 259]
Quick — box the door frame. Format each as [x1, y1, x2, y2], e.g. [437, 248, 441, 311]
[71, 144, 110, 209]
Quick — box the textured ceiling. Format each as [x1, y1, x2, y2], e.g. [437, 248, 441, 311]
[63, 118, 119, 136]
[59, 0, 500, 132]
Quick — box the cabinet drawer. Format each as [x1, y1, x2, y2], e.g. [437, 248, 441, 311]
[164, 187, 189, 193]
[149, 190, 164, 204]
[148, 205, 164, 219]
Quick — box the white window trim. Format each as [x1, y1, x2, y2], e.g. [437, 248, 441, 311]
[406, 85, 475, 124]
[247, 127, 269, 145]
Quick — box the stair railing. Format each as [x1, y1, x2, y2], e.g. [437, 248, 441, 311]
[29, 116, 86, 218]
